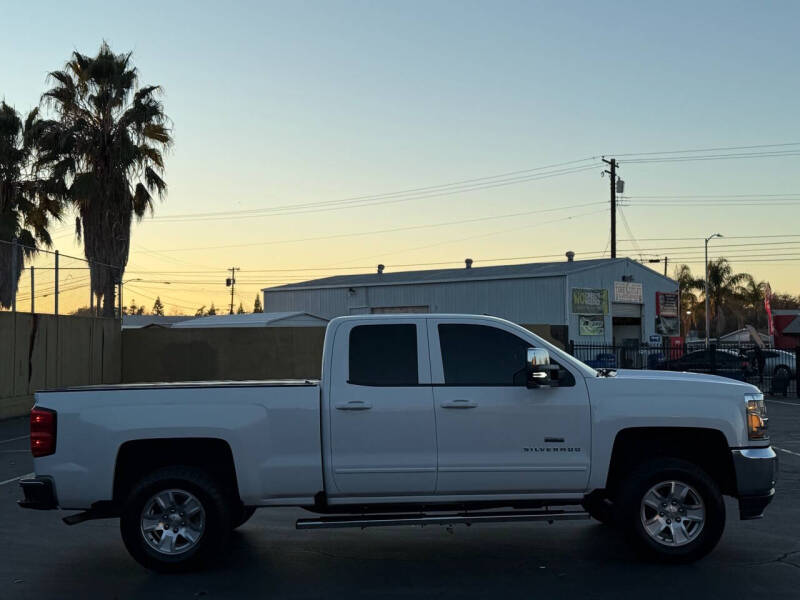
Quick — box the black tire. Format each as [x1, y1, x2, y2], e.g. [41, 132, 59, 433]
[232, 506, 257, 529]
[120, 466, 232, 573]
[616, 458, 725, 564]
[581, 494, 615, 526]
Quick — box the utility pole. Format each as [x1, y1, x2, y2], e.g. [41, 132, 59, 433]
[602, 158, 618, 258]
[30, 266, 35, 313]
[10, 240, 18, 313]
[226, 267, 240, 315]
[664, 256, 668, 278]
[54, 250, 59, 316]
[704, 233, 723, 347]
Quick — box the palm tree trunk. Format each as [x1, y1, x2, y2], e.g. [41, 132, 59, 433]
[102, 277, 116, 318]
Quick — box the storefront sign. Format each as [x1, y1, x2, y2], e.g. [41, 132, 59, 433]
[579, 315, 605, 336]
[656, 291, 679, 317]
[614, 281, 643, 304]
[572, 288, 608, 315]
[655, 316, 680, 336]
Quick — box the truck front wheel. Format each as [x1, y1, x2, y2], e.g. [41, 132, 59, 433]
[120, 466, 232, 572]
[617, 458, 725, 563]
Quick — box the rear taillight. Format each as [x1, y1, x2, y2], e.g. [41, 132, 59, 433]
[30, 407, 57, 457]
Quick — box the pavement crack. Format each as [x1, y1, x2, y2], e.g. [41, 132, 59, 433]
[747, 549, 800, 568]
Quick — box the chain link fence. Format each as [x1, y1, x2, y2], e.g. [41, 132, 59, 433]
[1, 239, 122, 316]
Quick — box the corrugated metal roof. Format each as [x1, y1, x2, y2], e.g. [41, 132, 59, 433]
[171, 311, 328, 328]
[122, 315, 194, 329]
[264, 258, 627, 291]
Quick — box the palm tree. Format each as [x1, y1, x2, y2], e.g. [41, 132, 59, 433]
[704, 258, 750, 338]
[674, 264, 701, 336]
[736, 275, 766, 329]
[0, 102, 62, 308]
[40, 43, 171, 316]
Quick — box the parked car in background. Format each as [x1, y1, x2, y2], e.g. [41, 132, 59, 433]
[657, 349, 752, 381]
[743, 349, 796, 379]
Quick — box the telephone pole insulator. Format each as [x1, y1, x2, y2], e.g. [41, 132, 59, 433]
[227, 267, 240, 315]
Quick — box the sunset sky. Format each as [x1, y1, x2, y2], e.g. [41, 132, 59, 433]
[2, 0, 799, 314]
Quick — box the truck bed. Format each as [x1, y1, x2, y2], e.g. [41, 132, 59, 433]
[33, 381, 324, 509]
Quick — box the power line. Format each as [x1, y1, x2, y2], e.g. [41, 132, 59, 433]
[145, 164, 603, 224]
[622, 150, 800, 165]
[611, 141, 800, 157]
[137, 200, 606, 253]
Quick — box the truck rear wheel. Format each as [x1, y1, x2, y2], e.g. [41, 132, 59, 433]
[617, 458, 725, 563]
[120, 466, 232, 572]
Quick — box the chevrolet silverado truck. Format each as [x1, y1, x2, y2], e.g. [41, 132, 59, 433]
[19, 314, 777, 572]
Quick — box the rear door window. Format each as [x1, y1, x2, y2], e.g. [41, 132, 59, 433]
[349, 324, 418, 386]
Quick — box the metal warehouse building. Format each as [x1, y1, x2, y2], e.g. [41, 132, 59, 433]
[262, 256, 679, 347]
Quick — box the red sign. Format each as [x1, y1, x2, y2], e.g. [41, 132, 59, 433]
[656, 292, 679, 317]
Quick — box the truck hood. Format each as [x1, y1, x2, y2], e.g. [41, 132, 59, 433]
[611, 368, 758, 390]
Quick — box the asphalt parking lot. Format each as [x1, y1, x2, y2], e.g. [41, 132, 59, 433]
[1, 400, 799, 600]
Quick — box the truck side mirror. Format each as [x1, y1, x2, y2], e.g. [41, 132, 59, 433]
[526, 348, 552, 388]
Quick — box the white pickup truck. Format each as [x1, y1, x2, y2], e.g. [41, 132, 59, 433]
[19, 314, 777, 571]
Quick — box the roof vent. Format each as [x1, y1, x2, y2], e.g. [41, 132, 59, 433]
[377, 264, 385, 275]
[465, 258, 473, 269]
[566, 251, 575, 262]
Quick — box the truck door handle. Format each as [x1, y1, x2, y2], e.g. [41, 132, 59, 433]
[335, 400, 372, 411]
[441, 399, 477, 409]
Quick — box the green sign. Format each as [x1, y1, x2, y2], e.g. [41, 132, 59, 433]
[572, 288, 608, 315]
[579, 315, 605, 336]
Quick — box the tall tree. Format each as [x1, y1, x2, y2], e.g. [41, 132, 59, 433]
[253, 295, 263, 313]
[703, 258, 749, 337]
[674, 264, 702, 336]
[41, 43, 172, 316]
[0, 102, 62, 308]
[207, 302, 217, 316]
[736, 275, 766, 329]
[152, 296, 165, 316]
[236, 302, 245, 314]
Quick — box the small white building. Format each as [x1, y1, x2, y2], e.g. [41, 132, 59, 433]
[122, 315, 194, 329]
[170, 311, 328, 328]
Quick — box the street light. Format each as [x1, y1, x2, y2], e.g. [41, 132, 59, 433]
[704, 233, 723, 347]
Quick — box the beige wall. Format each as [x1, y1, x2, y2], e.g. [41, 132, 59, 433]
[122, 326, 326, 383]
[0, 312, 121, 419]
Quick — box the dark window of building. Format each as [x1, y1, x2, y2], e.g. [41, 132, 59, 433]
[349, 324, 418, 386]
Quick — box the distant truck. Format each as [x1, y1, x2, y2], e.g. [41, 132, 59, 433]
[20, 314, 777, 571]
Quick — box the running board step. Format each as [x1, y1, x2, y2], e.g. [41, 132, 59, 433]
[296, 509, 589, 530]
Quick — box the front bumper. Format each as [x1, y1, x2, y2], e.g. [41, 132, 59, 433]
[732, 447, 778, 520]
[18, 476, 58, 510]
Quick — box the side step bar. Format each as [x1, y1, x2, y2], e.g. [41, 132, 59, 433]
[296, 509, 589, 530]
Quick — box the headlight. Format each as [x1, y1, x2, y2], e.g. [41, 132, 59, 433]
[745, 393, 768, 440]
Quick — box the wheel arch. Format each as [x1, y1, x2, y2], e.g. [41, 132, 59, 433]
[113, 437, 242, 506]
[604, 427, 736, 497]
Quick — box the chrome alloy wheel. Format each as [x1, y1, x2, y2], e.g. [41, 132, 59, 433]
[640, 480, 705, 547]
[140, 489, 206, 555]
